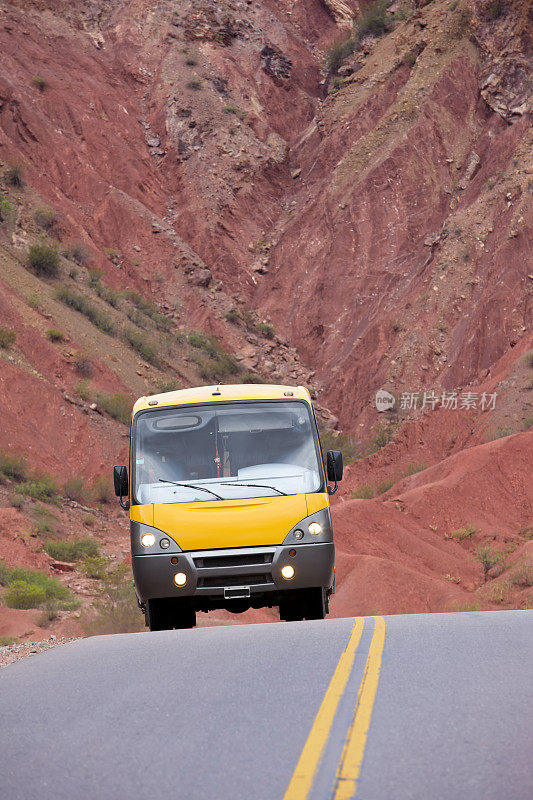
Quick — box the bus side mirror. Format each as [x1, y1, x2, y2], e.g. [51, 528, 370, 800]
[326, 451, 343, 493]
[114, 465, 129, 509]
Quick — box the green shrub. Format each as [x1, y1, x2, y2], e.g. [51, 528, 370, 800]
[488, 0, 503, 19]
[5, 580, 46, 609]
[88, 270, 122, 308]
[46, 328, 64, 342]
[451, 523, 478, 541]
[74, 380, 91, 402]
[32, 505, 58, 537]
[97, 392, 132, 425]
[44, 537, 99, 562]
[376, 479, 394, 495]
[0, 452, 26, 481]
[56, 287, 115, 334]
[240, 372, 266, 384]
[0, 198, 13, 222]
[188, 332, 241, 381]
[5, 163, 24, 187]
[325, 34, 358, 72]
[330, 77, 345, 93]
[186, 79, 202, 90]
[357, 0, 392, 38]
[27, 293, 41, 309]
[95, 282, 121, 308]
[525, 351, 533, 369]
[126, 307, 147, 328]
[367, 421, 397, 454]
[319, 428, 361, 464]
[510, 562, 533, 587]
[475, 545, 506, 580]
[223, 105, 247, 119]
[73, 356, 94, 377]
[255, 323, 275, 339]
[81, 563, 144, 635]
[38, 599, 60, 626]
[351, 484, 375, 499]
[34, 207, 57, 230]
[65, 242, 90, 266]
[124, 326, 158, 365]
[0, 635, 18, 647]
[93, 475, 113, 504]
[17, 475, 59, 504]
[10, 495, 24, 510]
[155, 379, 181, 393]
[32, 76, 47, 91]
[27, 242, 60, 277]
[63, 475, 89, 503]
[187, 331, 209, 349]
[447, 600, 481, 613]
[3, 566, 71, 608]
[224, 309, 241, 324]
[83, 514, 95, 527]
[490, 426, 514, 440]
[81, 554, 110, 580]
[403, 462, 428, 477]
[0, 559, 12, 586]
[0, 327, 16, 349]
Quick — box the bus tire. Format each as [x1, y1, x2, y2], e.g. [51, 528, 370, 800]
[304, 587, 328, 620]
[147, 598, 196, 631]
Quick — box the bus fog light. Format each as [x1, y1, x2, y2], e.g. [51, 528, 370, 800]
[293, 529, 304, 540]
[141, 532, 156, 547]
[308, 522, 322, 535]
[281, 565, 295, 580]
[174, 572, 187, 586]
[160, 538, 170, 549]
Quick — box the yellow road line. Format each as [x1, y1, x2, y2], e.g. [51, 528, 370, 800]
[282, 618, 365, 800]
[333, 616, 386, 800]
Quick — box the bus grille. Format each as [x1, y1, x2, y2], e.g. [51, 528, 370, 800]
[193, 552, 273, 569]
[198, 573, 271, 588]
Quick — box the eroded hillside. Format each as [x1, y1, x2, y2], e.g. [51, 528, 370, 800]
[0, 0, 531, 639]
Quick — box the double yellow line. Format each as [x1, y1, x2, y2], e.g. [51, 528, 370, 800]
[283, 616, 385, 800]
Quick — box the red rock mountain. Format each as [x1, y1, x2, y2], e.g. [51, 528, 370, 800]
[0, 0, 531, 637]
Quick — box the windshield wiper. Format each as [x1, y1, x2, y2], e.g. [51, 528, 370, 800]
[222, 482, 287, 497]
[158, 479, 224, 501]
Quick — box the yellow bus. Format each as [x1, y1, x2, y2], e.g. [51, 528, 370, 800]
[114, 384, 343, 630]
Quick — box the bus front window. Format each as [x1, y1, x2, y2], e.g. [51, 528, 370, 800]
[133, 401, 322, 505]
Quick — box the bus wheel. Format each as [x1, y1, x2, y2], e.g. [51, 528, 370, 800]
[303, 588, 328, 620]
[279, 591, 305, 622]
[147, 598, 196, 631]
[172, 600, 196, 630]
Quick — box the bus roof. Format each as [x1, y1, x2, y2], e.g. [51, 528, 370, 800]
[132, 384, 311, 416]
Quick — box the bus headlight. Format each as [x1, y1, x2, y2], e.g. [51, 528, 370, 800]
[141, 532, 156, 547]
[308, 522, 322, 535]
[293, 529, 304, 540]
[281, 565, 295, 580]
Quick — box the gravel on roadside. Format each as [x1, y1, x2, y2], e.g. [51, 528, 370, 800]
[0, 636, 81, 669]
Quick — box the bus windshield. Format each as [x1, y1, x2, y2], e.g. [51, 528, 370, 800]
[132, 400, 323, 505]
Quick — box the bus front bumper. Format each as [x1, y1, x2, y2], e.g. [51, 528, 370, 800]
[132, 542, 335, 604]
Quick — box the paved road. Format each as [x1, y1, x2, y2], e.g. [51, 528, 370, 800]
[0, 611, 531, 800]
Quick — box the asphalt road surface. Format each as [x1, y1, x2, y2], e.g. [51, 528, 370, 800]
[1, 610, 532, 800]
